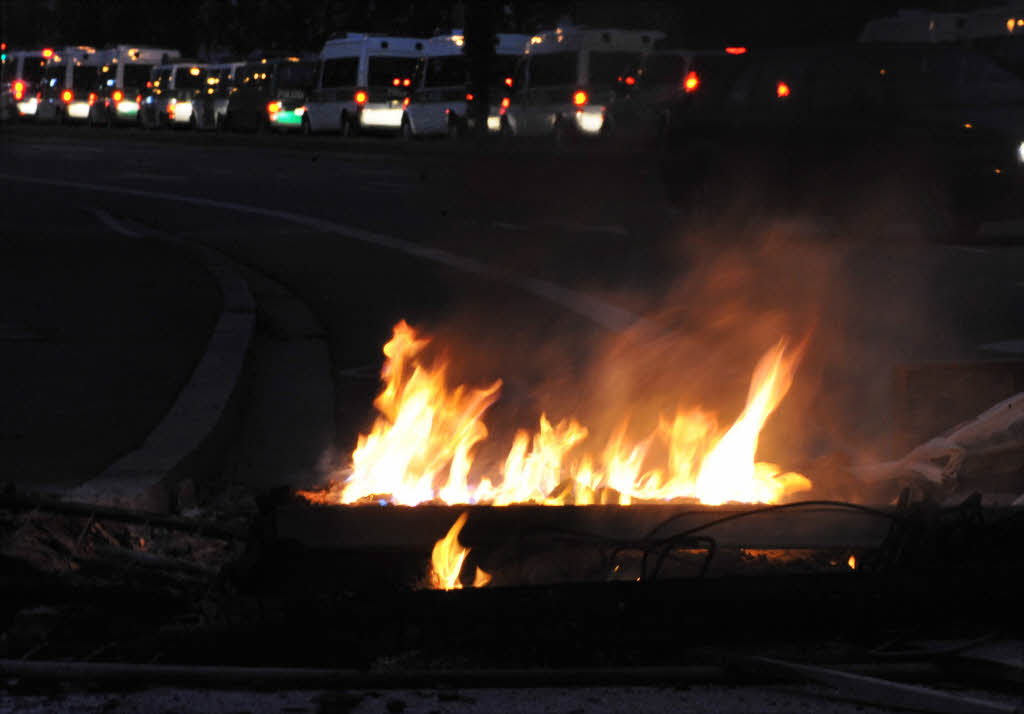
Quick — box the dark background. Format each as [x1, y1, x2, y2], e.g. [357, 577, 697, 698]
[0, 0, 1000, 57]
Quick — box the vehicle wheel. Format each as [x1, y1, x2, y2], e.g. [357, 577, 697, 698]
[447, 117, 462, 140]
[499, 116, 514, 142]
[221, 112, 233, 133]
[189, 113, 197, 130]
[340, 112, 358, 137]
[552, 118, 572, 147]
[400, 116, 413, 140]
[301, 114, 312, 136]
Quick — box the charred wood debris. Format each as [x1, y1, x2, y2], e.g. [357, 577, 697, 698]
[0, 475, 1021, 709]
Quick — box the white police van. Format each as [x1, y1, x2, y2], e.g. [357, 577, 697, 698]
[401, 32, 529, 138]
[35, 46, 99, 123]
[305, 33, 425, 135]
[502, 27, 663, 139]
[138, 61, 207, 129]
[1, 47, 49, 120]
[89, 46, 181, 125]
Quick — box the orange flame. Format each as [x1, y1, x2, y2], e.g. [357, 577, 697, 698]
[300, 321, 811, 508]
[430, 511, 492, 590]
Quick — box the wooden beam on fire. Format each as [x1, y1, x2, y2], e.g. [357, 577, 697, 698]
[271, 501, 903, 551]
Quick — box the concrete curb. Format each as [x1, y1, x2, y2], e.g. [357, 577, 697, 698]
[68, 210, 256, 512]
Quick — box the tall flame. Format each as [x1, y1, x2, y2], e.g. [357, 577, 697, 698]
[300, 321, 811, 508]
[430, 511, 492, 590]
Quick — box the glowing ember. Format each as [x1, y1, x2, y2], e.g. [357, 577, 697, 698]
[430, 511, 491, 590]
[300, 321, 812, 507]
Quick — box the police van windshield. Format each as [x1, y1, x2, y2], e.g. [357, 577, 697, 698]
[173, 67, 205, 89]
[72, 65, 99, 91]
[425, 56, 467, 87]
[21, 57, 47, 83]
[278, 61, 316, 89]
[124, 64, 153, 89]
[368, 56, 418, 87]
[645, 53, 688, 86]
[529, 52, 577, 87]
[492, 55, 518, 87]
[589, 51, 644, 86]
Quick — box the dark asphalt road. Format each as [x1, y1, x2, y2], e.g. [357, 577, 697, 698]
[3, 124, 1024, 493]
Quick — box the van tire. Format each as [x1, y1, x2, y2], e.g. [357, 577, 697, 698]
[400, 116, 413, 140]
[302, 115, 312, 135]
[499, 116, 514, 141]
[221, 112, 233, 133]
[447, 117, 462, 140]
[552, 118, 573, 147]
[340, 112, 357, 137]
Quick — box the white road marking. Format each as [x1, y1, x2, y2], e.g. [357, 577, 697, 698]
[978, 219, 1024, 240]
[543, 220, 629, 237]
[88, 207, 144, 237]
[72, 206, 256, 508]
[1, 173, 642, 332]
[979, 339, 1024, 355]
[491, 221, 530, 231]
[117, 172, 188, 181]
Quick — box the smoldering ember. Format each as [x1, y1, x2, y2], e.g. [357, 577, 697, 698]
[2, 0, 1024, 712]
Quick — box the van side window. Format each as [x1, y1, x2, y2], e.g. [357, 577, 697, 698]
[322, 57, 358, 88]
[425, 56, 467, 87]
[240, 65, 264, 87]
[529, 52, 577, 87]
[43, 63, 63, 88]
[512, 56, 528, 89]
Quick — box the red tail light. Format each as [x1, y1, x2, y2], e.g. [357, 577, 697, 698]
[112, 89, 123, 102]
[354, 90, 367, 105]
[42, 48, 53, 59]
[61, 89, 73, 102]
[402, 96, 410, 108]
[88, 92, 97, 105]
[267, 101, 282, 114]
[572, 90, 587, 106]
[505, 76, 513, 87]
[625, 75, 636, 86]
[466, 93, 474, 102]
[684, 71, 699, 92]
[135, 94, 142, 104]
[501, 96, 510, 109]
[725, 47, 747, 55]
[402, 78, 410, 87]
[392, 78, 400, 86]
[776, 81, 790, 98]
[13, 80, 25, 100]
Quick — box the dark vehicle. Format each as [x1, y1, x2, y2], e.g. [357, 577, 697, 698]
[661, 45, 1024, 233]
[138, 61, 207, 129]
[222, 57, 317, 132]
[603, 49, 693, 141]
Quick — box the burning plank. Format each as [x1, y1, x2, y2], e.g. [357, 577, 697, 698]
[300, 320, 811, 508]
